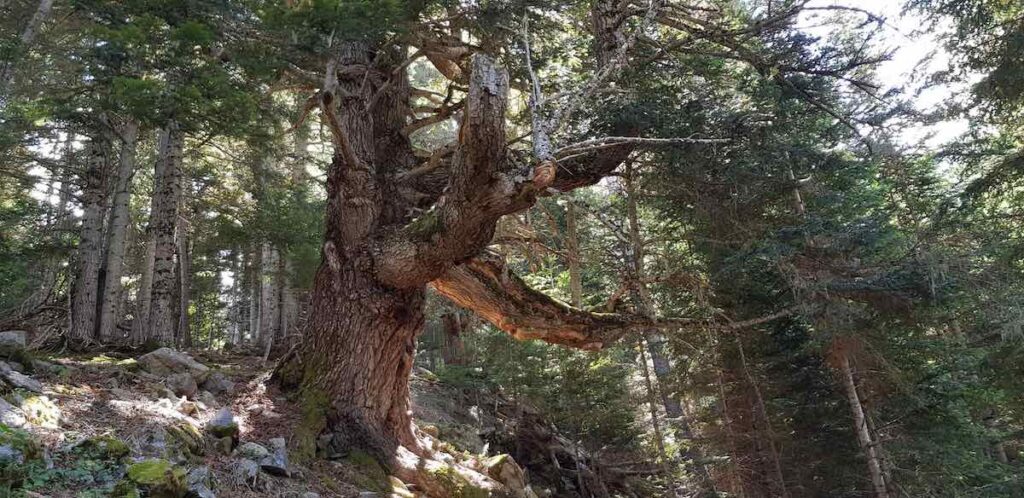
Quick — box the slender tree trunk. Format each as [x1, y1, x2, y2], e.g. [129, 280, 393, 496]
[638, 337, 679, 497]
[733, 330, 791, 498]
[565, 199, 583, 307]
[147, 122, 185, 345]
[249, 245, 259, 346]
[70, 134, 112, 346]
[259, 243, 281, 349]
[839, 353, 890, 498]
[441, 311, 466, 366]
[0, 0, 54, 104]
[177, 219, 192, 348]
[98, 119, 139, 343]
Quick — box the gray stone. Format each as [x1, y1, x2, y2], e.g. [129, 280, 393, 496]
[0, 445, 24, 464]
[196, 390, 219, 408]
[200, 371, 235, 395]
[1, 367, 43, 393]
[0, 331, 27, 349]
[232, 458, 260, 486]
[0, 397, 26, 427]
[358, 493, 381, 498]
[166, 372, 198, 398]
[301, 493, 321, 498]
[259, 437, 289, 477]
[5, 361, 24, 373]
[137, 348, 210, 383]
[206, 407, 238, 438]
[187, 465, 215, 497]
[234, 442, 269, 461]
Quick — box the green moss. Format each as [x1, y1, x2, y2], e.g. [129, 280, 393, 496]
[74, 435, 131, 460]
[166, 422, 205, 457]
[428, 464, 491, 498]
[0, 423, 42, 460]
[293, 387, 328, 463]
[343, 449, 389, 492]
[406, 209, 442, 241]
[111, 480, 141, 498]
[0, 347, 34, 374]
[124, 459, 186, 497]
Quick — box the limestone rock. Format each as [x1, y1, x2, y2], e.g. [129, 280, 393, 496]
[187, 465, 217, 498]
[0, 362, 43, 393]
[206, 407, 238, 438]
[137, 348, 210, 383]
[234, 441, 269, 461]
[0, 330, 27, 349]
[260, 437, 289, 477]
[232, 458, 260, 487]
[201, 371, 235, 395]
[167, 372, 198, 398]
[0, 397, 26, 427]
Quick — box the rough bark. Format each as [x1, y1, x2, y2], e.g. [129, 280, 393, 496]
[98, 119, 139, 343]
[147, 122, 185, 345]
[71, 134, 112, 346]
[258, 243, 281, 349]
[289, 0, 647, 469]
[177, 218, 192, 348]
[839, 353, 890, 498]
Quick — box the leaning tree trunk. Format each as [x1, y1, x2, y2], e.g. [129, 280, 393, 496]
[147, 122, 185, 345]
[839, 353, 890, 498]
[98, 119, 139, 343]
[70, 134, 112, 346]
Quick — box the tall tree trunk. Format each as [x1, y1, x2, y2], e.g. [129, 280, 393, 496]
[70, 134, 112, 346]
[638, 337, 679, 497]
[734, 330, 791, 498]
[98, 119, 139, 343]
[249, 244, 259, 346]
[147, 122, 185, 345]
[565, 199, 583, 307]
[177, 219, 192, 348]
[0, 0, 54, 104]
[838, 353, 890, 498]
[259, 243, 281, 350]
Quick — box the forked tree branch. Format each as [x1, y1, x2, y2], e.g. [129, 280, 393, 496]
[432, 251, 796, 350]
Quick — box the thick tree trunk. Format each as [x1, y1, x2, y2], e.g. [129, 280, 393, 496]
[147, 122, 185, 345]
[294, 246, 425, 453]
[839, 353, 890, 498]
[70, 134, 112, 346]
[98, 120, 139, 343]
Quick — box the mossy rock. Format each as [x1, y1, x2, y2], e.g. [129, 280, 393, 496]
[428, 464, 492, 498]
[166, 422, 205, 457]
[343, 449, 390, 492]
[389, 475, 415, 498]
[120, 459, 187, 497]
[74, 435, 131, 460]
[111, 480, 142, 498]
[0, 347, 34, 374]
[0, 423, 42, 460]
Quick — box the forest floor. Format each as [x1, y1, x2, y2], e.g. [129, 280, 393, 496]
[0, 346, 543, 498]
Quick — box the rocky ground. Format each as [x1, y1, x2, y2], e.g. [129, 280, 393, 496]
[0, 330, 545, 498]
